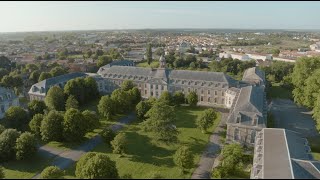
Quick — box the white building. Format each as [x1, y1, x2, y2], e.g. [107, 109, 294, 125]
[219, 52, 250, 61]
[0, 87, 19, 119]
[310, 42, 320, 52]
[247, 53, 273, 61]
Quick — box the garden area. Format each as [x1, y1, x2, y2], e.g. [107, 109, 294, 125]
[62, 106, 221, 179]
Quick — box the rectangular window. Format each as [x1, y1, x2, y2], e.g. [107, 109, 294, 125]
[201, 89, 204, 94]
[215, 91, 217, 95]
[200, 96, 203, 101]
[161, 86, 164, 90]
[151, 92, 154, 96]
[222, 91, 225, 96]
[208, 90, 210, 94]
[145, 90, 147, 95]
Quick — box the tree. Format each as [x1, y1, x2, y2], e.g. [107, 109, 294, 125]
[15, 132, 37, 160]
[155, 47, 165, 56]
[128, 87, 141, 106]
[0, 68, 9, 80]
[29, 70, 41, 83]
[111, 89, 131, 113]
[146, 44, 153, 65]
[75, 152, 119, 179]
[0, 125, 5, 135]
[63, 108, 87, 142]
[0, 56, 15, 71]
[45, 86, 65, 111]
[159, 91, 173, 105]
[312, 93, 320, 131]
[135, 100, 152, 120]
[173, 146, 194, 172]
[65, 95, 79, 110]
[50, 67, 67, 77]
[98, 95, 114, 120]
[100, 127, 116, 145]
[40, 166, 64, 179]
[97, 55, 112, 67]
[142, 100, 178, 143]
[196, 108, 217, 133]
[187, 91, 198, 107]
[64, 77, 86, 105]
[303, 69, 320, 108]
[4, 106, 29, 131]
[111, 132, 127, 155]
[212, 143, 246, 178]
[0, 129, 21, 162]
[271, 48, 280, 56]
[1, 75, 23, 88]
[29, 114, 44, 137]
[40, 110, 64, 142]
[28, 100, 47, 117]
[0, 166, 4, 179]
[84, 77, 99, 100]
[292, 57, 320, 107]
[82, 110, 100, 132]
[173, 91, 185, 106]
[38, 72, 52, 82]
[121, 80, 134, 91]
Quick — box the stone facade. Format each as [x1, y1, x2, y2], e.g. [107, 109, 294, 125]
[0, 87, 19, 119]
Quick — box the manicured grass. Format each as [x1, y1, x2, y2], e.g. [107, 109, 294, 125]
[267, 83, 293, 100]
[312, 152, 320, 161]
[2, 154, 52, 179]
[63, 106, 222, 179]
[136, 61, 159, 68]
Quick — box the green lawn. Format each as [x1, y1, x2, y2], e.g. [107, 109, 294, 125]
[267, 83, 293, 100]
[2, 154, 52, 179]
[136, 61, 160, 68]
[63, 106, 222, 179]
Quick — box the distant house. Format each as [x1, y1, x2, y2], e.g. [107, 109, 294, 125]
[219, 52, 250, 61]
[0, 87, 19, 119]
[247, 53, 273, 61]
[28, 72, 88, 101]
[251, 128, 320, 179]
[310, 42, 320, 52]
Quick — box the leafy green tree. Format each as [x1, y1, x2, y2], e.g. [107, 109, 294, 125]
[25, 63, 39, 72]
[98, 95, 114, 120]
[111, 89, 131, 113]
[0, 125, 5, 135]
[128, 87, 141, 106]
[121, 80, 134, 91]
[111, 132, 127, 155]
[173, 91, 185, 105]
[292, 57, 320, 107]
[0, 166, 4, 179]
[40, 110, 64, 142]
[29, 114, 44, 137]
[28, 100, 47, 117]
[146, 44, 153, 65]
[0, 129, 21, 162]
[142, 100, 178, 143]
[65, 95, 79, 110]
[40, 166, 64, 179]
[135, 100, 152, 120]
[0, 56, 15, 71]
[38, 72, 52, 82]
[64, 77, 86, 105]
[196, 109, 217, 133]
[187, 91, 198, 107]
[45, 86, 65, 111]
[4, 106, 29, 131]
[75, 152, 119, 179]
[159, 91, 173, 105]
[173, 146, 194, 172]
[84, 77, 99, 101]
[155, 47, 165, 56]
[100, 127, 116, 145]
[63, 108, 87, 142]
[0, 68, 9, 80]
[15, 132, 37, 160]
[312, 93, 320, 131]
[50, 67, 67, 77]
[29, 70, 41, 83]
[82, 110, 100, 132]
[1, 75, 23, 88]
[97, 55, 112, 67]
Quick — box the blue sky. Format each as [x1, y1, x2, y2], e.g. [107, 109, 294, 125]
[0, 1, 320, 32]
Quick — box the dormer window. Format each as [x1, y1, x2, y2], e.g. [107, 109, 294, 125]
[252, 116, 258, 126]
[236, 115, 241, 123]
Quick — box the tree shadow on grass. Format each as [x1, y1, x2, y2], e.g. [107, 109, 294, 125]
[124, 131, 175, 168]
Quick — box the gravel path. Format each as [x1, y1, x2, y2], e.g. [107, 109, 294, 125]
[32, 112, 136, 179]
[191, 113, 228, 179]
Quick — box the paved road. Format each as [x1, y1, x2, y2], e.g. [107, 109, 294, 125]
[191, 113, 228, 179]
[32, 112, 136, 179]
[270, 99, 319, 137]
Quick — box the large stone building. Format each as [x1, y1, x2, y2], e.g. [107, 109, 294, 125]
[96, 56, 239, 107]
[28, 72, 88, 101]
[251, 128, 320, 179]
[0, 86, 19, 119]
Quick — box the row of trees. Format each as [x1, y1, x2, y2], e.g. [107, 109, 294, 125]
[209, 58, 256, 77]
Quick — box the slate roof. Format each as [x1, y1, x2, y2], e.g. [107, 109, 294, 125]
[0, 86, 18, 102]
[227, 86, 266, 128]
[256, 128, 320, 179]
[28, 72, 87, 95]
[242, 67, 265, 85]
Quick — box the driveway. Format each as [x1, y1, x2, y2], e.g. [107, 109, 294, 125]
[32, 112, 136, 179]
[269, 99, 319, 137]
[191, 112, 228, 179]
